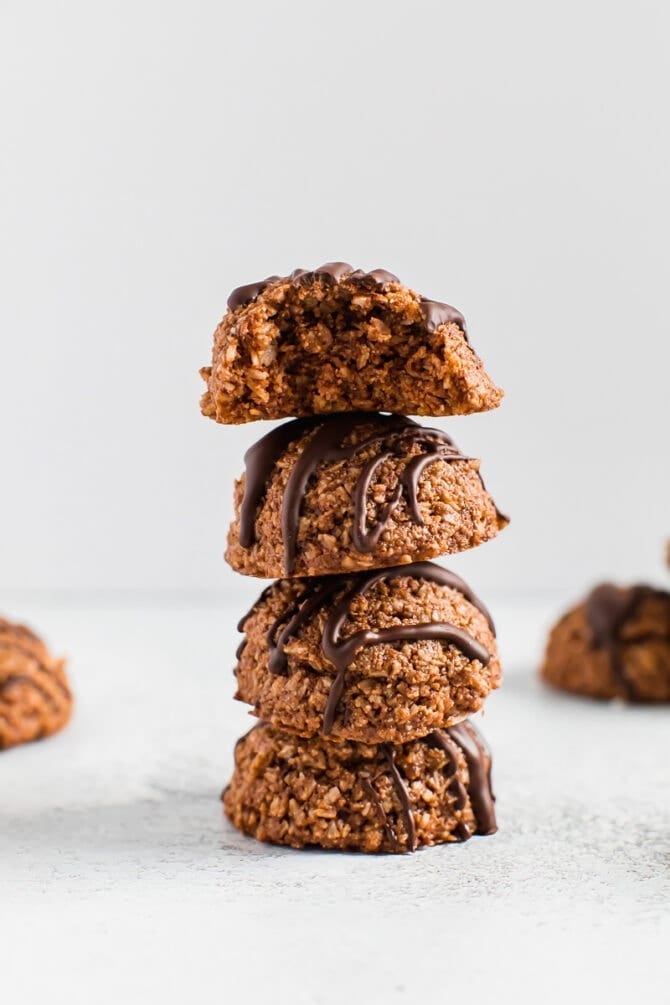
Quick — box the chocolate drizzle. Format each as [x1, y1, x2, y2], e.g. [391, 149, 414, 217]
[363, 720, 496, 852]
[362, 777, 400, 849]
[440, 721, 497, 835]
[235, 585, 273, 661]
[260, 562, 493, 735]
[361, 748, 417, 853]
[239, 412, 469, 575]
[384, 747, 417, 851]
[0, 639, 51, 675]
[585, 582, 667, 699]
[427, 728, 471, 840]
[0, 672, 61, 709]
[227, 276, 280, 311]
[0, 629, 70, 708]
[225, 263, 466, 336]
[238, 417, 317, 549]
[419, 298, 467, 337]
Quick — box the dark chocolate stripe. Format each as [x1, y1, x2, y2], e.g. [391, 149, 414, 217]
[239, 412, 468, 575]
[281, 414, 432, 573]
[362, 777, 402, 853]
[384, 747, 417, 852]
[361, 750, 417, 853]
[1, 672, 42, 692]
[238, 419, 319, 548]
[362, 721, 496, 853]
[419, 298, 467, 337]
[225, 264, 466, 340]
[585, 583, 670, 700]
[0, 640, 51, 674]
[0, 671, 66, 712]
[0, 640, 70, 702]
[227, 275, 280, 311]
[267, 579, 341, 676]
[322, 623, 488, 736]
[260, 562, 493, 735]
[237, 585, 273, 633]
[445, 721, 497, 835]
[427, 729, 471, 840]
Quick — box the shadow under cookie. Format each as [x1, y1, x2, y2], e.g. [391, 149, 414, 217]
[235, 563, 501, 744]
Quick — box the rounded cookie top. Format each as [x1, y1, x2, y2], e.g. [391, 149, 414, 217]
[235, 561, 501, 743]
[541, 582, 670, 702]
[200, 262, 503, 423]
[226, 412, 508, 578]
[0, 616, 72, 750]
[223, 719, 497, 854]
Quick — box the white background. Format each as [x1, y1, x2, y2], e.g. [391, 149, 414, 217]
[2, 598, 669, 1005]
[2, 6, 670, 1002]
[2, 0, 669, 601]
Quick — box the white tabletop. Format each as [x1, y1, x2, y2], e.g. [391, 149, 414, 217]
[2, 593, 668, 1005]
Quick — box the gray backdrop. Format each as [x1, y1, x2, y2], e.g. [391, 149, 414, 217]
[2, 0, 668, 598]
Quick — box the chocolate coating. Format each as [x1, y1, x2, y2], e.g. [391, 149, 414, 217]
[225, 263, 466, 336]
[0, 616, 72, 750]
[227, 276, 280, 311]
[441, 721, 497, 835]
[223, 719, 496, 853]
[585, 582, 668, 699]
[420, 298, 467, 336]
[239, 412, 469, 576]
[261, 562, 494, 735]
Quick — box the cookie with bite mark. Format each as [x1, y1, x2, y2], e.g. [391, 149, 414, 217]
[200, 263, 503, 423]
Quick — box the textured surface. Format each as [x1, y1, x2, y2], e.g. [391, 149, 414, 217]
[200, 268, 503, 422]
[0, 616, 72, 749]
[2, 594, 669, 1005]
[224, 720, 492, 852]
[542, 585, 670, 701]
[226, 413, 506, 578]
[236, 571, 500, 742]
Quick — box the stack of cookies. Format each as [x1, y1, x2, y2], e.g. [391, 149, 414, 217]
[200, 263, 508, 853]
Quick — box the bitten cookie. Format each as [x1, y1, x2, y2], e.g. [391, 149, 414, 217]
[235, 562, 501, 743]
[0, 617, 72, 750]
[226, 412, 507, 578]
[541, 582, 670, 702]
[200, 263, 503, 423]
[223, 719, 496, 853]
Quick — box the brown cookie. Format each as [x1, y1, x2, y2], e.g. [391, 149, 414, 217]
[200, 263, 503, 424]
[541, 583, 670, 702]
[226, 412, 507, 579]
[0, 617, 72, 750]
[223, 719, 496, 853]
[235, 562, 501, 744]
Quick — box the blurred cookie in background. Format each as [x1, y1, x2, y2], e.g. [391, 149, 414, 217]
[0, 616, 72, 750]
[540, 583, 670, 703]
